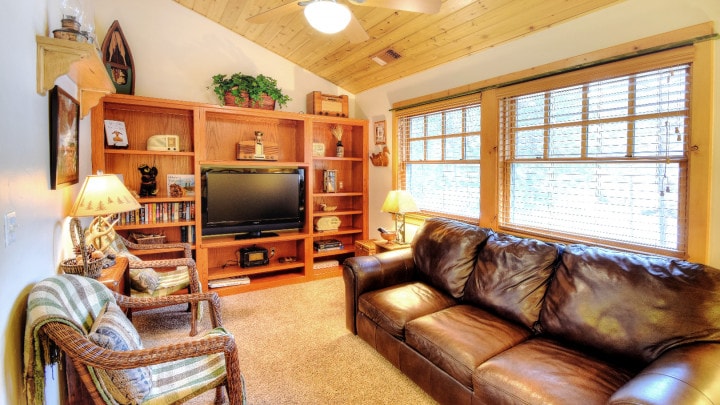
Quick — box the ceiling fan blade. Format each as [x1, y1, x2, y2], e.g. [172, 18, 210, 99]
[247, 1, 303, 24]
[344, 12, 370, 43]
[347, 0, 441, 14]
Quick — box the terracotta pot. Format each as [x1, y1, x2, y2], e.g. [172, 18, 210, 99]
[224, 91, 276, 110]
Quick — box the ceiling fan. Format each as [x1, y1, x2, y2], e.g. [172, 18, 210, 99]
[247, 0, 442, 43]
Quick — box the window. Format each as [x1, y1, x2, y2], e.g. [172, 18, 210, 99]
[498, 63, 691, 255]
[396, 96, 481, 221]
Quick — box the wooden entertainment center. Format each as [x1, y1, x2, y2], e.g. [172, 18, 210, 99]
[91, 94, 368, 295]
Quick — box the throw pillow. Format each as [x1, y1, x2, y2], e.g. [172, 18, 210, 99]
[88, 302, 153, 404]
[129, 267, 160, 294]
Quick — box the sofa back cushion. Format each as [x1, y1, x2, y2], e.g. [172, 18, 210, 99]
[412, 218, 493, 298]
[464, 233, 560, 329]
[539, 244, 720, 363]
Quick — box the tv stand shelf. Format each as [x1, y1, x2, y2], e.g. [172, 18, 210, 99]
[92, 94, 368, 295]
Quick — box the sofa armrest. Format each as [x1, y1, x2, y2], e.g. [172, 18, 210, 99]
[343, 249, 416, 334]
[608, 342, 720, 405]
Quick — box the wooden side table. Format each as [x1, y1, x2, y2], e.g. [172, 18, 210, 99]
[96, 255, 129, 294]
[355, 239, 411, 256]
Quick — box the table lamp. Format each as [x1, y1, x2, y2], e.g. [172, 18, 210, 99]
[381, 190, 418, 244]
[70, 173, 141, 252]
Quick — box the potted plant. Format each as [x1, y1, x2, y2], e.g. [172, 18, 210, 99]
[210, 72, 292, 110]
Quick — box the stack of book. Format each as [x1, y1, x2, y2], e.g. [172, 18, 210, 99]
[314, 239, 344, 252]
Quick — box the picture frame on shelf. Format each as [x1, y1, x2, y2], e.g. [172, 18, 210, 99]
[374, 120, 386, 145]
[104, 119, 129, 148]
[49, 86, 79, 189]
[167, 174, 195, 197]
[323, 169, 337, 193]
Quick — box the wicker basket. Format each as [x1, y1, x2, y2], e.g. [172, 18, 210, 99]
[131, 232, 166, 245]
[60, 256, 105, 278]
[63, 218, 106, 279]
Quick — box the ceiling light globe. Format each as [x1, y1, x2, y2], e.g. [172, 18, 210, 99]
[304, 1, 351, 34]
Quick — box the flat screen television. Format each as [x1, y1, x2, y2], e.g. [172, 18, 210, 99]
[201, 167, 305, 239]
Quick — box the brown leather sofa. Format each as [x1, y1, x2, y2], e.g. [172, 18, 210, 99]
[343, 217, 720, 404]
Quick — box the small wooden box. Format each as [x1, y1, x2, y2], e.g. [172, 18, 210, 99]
[307, 91, 349, 117]
[354, 239, 377, 256]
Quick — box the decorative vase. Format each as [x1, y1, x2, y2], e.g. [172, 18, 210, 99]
[336, 141, 344, 158]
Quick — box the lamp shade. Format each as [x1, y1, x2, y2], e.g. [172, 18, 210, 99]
[381, 190, 419, 214]
[70, 174, 141, 217]
[304, 0, 351, 34]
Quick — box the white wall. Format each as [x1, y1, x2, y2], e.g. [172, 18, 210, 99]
[355, 0, 720, 262]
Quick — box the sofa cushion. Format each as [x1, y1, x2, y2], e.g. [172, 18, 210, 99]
[405, 305, 532, 388]
[358, 282, 457, 339]
[88, 301, 153, 404]
[463, 233, 560, 329]
[474, 337, 635, 404]
[539, 244, 720, 363]
[412, 217, 494, 298]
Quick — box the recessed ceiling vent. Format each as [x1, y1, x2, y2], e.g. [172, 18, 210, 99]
[371, 48, 402, 66]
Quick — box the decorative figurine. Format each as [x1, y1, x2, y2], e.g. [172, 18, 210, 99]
[138, 164, 158, 197]
[254, 131, 265, 159]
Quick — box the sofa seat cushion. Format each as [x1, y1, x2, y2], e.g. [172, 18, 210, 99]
[412, 217, 494, 298]
[540, 244, 720, 363]
[464, 233, 560, 329]
[406, 305, 532, 389]
[358, 282, 457, 339]
[473, 337, 636, 405]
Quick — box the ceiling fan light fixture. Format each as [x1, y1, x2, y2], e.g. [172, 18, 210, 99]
[304, 1, 351, 34]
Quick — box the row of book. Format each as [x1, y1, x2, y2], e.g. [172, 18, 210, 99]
[114, 202, 196, 225]
[314, 239, 344, 252]
[179, 225, 197, 244]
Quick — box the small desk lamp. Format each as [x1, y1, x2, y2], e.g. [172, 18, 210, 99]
[381, 190, 418, 244]
[70, 173, 141, 252]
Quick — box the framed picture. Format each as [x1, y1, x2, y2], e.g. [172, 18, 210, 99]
[374, 120, 386, 145]
[104, 119, 129, 148]
[323, 169, 337, 193]
[167, 174, 195, 197]
[49, 86, 79, 189]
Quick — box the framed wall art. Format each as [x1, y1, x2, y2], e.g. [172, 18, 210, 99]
[374, 120, 386, 145]
[49, 86, 80, 189]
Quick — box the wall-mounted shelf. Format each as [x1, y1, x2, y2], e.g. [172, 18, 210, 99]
[36, 35, 115, 117]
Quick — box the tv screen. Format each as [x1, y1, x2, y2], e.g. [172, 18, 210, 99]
[201, 167, 305, 238]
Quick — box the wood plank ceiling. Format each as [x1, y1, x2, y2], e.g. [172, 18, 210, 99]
[174, 0, 625, 94]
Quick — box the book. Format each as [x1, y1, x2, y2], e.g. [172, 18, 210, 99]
[167, 174, 195, 197]
[315, 245, 344, 252]
[314, 239, 342, 248]
[208, 276, 251, 288]
[104, 120, 129, 148]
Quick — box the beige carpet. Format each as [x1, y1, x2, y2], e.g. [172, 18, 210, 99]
[133, 276, 437, 405]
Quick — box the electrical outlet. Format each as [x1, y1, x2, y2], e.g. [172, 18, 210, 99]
[4, 211, 17, 247]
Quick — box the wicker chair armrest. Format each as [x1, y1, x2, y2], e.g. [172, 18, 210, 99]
[113, 291, 223, 328]
[120, 234, 192, 258]
[42, 322, 237, 369]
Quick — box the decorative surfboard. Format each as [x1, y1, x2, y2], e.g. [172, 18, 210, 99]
[101, 20, 135, 95]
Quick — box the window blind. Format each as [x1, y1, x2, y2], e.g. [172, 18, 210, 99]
[396, 94, 482, 220]
[498, 64, 690, 255]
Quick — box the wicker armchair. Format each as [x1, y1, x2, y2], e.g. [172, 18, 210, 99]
[112, 233, 204, 335]
[24, 274, 246, 405]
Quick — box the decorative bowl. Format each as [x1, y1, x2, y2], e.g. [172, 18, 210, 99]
[379, 231, 397, 243]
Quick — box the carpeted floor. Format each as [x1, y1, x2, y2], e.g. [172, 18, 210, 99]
[133, 276, 437, 405]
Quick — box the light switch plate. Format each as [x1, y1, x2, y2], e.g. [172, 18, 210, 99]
[4, 211, 16, 247]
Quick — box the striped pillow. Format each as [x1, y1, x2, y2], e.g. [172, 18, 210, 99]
[88, 301, 153, 404]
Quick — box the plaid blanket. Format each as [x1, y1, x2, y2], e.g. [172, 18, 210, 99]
[24, 274, 115, 405]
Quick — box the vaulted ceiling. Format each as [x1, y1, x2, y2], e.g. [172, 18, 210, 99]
[174, 0, 624, 94]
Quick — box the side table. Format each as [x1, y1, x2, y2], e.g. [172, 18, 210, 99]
[96, 255, 129, 294]
[355, 239, 411, 256]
